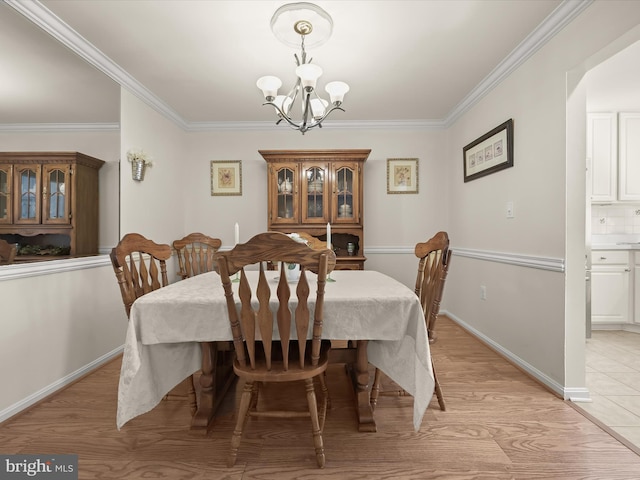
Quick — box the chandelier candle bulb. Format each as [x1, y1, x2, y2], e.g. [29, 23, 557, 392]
[296, 64, 323, 90]
[234, 223, 239, 245]
[256, 76, 282, 101]
[325, 81, 350, 105]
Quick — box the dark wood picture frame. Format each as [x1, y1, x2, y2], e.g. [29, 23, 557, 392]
[463, 118, 513, 182]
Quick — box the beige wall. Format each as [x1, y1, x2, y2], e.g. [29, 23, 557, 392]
[0, 261, 126, 421]
[183, 128, 449, 257]
[446, 1, 640, 395]
[120, 90, 187, 246]
[0, 130, 123, 421]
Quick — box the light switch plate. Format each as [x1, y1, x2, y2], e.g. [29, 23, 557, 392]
[506, 201, 514, 218]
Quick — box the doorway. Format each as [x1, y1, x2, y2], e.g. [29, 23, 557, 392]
[571, 35, 640, 452]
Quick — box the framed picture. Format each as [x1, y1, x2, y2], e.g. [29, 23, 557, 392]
[463, 118, 513, 182]
[211, 160, 242, 196]
[387, 158, 419, 194]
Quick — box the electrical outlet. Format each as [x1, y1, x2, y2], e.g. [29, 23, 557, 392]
[506, 201, 514, 218]
[480, 285, 487, 300]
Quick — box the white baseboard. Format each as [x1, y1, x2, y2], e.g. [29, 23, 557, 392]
[592, 323, 640, 334]
[441, 310, 588, 401]
[0, 345, 123, 424]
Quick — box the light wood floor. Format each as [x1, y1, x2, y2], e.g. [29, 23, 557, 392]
[2, 317, 640, 479]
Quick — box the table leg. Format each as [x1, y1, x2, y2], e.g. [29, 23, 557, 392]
[191, 341, 236, 430]
[347, 340, 376, 432]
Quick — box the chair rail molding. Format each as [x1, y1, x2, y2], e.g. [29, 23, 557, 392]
[0, 255, 111, 282]
[449, 247, 565, 272]
[364, 246, 565, 273]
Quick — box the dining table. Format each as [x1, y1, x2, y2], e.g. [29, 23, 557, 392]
[117, 269, 434, 433]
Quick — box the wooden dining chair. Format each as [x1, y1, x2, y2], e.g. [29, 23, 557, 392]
[110, 233, 197, 413]
[0, 239, 17, 265]
[110, 233, 172, 318]
[172, 233, 223, 409]
[173, 232, 222, 280]
[214, 231, 336, 468]
[370, 231, 452, 412]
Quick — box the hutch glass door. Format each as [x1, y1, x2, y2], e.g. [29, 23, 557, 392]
[333, 164, 357, 223]
[15, 165, 41, 224]
[271, 164, 298, 225]
[43, 165, 70, 224]
[0, 165, 11, 224]
[302, 164, 328, 224]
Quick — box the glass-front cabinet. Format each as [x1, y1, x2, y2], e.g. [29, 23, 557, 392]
[261, 149, 370, 270]
[0, 164, 12, 225]
[0, 152, 104, 258]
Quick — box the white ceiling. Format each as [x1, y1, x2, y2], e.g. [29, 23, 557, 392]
[2, 0, 602, 129]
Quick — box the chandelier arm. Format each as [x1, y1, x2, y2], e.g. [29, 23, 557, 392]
[260, 100, 344, 133]
[301, 92, 312, 130]
[262, 101, 306, 130]
[285, 79, 302, 117]
[304, 105, 346, 129]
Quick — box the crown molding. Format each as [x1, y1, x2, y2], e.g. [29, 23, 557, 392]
[185, 119, 448, 132]
[0, 123, 119, 133]
[444, 0, 593, 127]
[7, 0, 592, 133]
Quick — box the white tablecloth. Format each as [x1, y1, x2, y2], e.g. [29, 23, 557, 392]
[117, 270, 434, 431]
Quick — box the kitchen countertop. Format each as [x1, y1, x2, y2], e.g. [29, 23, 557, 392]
[592, 243, 640, 250]
[592, 235, 640, 250]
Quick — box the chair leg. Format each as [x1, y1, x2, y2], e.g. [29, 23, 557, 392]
[432, 363, 446, 411]
[316, 374, 329, 430]
[228, 380, 254, 467]
[249, 381, 259, 410]
[305, 378, 326, 468]
[318, 372, 331, 409]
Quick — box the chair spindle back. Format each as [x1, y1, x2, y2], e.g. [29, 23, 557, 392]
[110, 233, 171, 318]
[215, 231, 335, 373]
[414, 231, 451, 341]
[173, 232, 222, 280]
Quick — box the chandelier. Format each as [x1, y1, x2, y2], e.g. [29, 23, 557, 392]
[256, 2, 349, 134]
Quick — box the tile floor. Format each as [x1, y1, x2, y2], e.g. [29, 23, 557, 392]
[576, 330, 640, 451]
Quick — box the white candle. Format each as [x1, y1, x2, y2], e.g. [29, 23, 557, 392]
[234, 223, 239, 245]
[326, 223, 331, 249]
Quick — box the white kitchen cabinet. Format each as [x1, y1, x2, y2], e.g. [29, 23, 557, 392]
[635, 252, 640, 324]
[618, 113, 640, 201]
[591, 250, 630, 325]
[588, 112, 617, 203]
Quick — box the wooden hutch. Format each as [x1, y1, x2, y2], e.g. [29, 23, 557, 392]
[260, 149, 370, 270]
[0, 152, 105, 258]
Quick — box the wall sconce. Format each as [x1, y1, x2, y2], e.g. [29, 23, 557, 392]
[127, 149, 153, 181]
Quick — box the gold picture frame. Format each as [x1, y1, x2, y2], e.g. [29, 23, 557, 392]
[387, 158, 419, 194]
[463, 119, 514, 182]
[211, 160, 242, 196]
